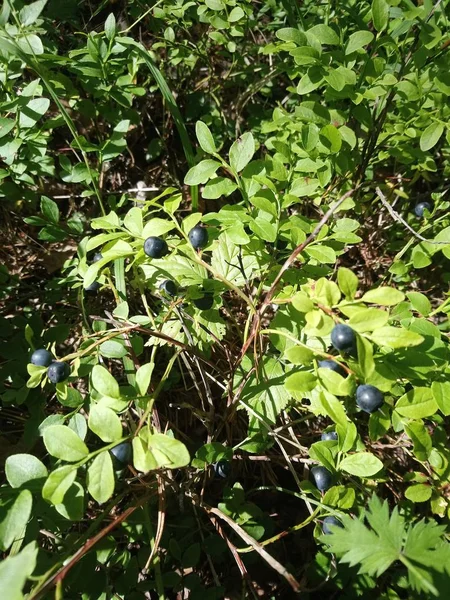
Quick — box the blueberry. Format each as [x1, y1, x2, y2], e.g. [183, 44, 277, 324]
[91, 252, 103, 263]
[110, 442, 132, 465]
[356, 384, 384, 413]
[311, 466, 333, 492]
[193, 293, 214, 310]
[321, 431, 338, 442]
[318, 359, 346, 377]
[159, 280, 177, 297]
[188, 225, 208, 250]
[144, 236, 168, 259]
[414, 202, 432, 218]
[30, 348, 53, 367]
[84, 281, 101, 293]
[322, 516, 344, 535]
[214, 460, 231, 478]
[330, 324, 356, 353]
[47, 361, 70, 384]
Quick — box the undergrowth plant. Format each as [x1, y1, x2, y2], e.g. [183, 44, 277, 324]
[1, 0, 450, 599]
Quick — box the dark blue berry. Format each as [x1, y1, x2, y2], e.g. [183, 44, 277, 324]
[331, 324, 356, 353]
[84, 281, 101, 293]
[144, 236, 168, 259]
[188, 226, 208, 250]
[356, 384, 384, 413]
[193, 293, 214, 310]
[311, 466, 333, 492]
[159, 280, 177, 297]
[414, 202, 432, 218]
[47, 361, 70, 384]
[110, 442, 132, 465]
[214, 460, 231, 478]
[322, 516, 344, 535]
[318, 360, 346, 377]
[91, 252, 103, 263]
[31, 348, 53, 367]
[321, 431, 338, 442]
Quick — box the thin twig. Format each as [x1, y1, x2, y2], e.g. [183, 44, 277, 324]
[191, 495, 302, 594]
[376, 187, 448, 245]
[240, 187, 357, 360]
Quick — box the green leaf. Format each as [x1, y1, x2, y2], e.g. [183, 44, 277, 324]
[420, 122, 444, 152]
[136, 362, 154, 396]
[395, 388, 438, 419]
[0, 490, 33, 551]
[308, 24, 340, 45]
[55, 481, 85, 521]
[361, 287, 405, 306]
[203, 176, 237, 199]
[87, 452, 115, 504]
[322, 495, 404, 577]
[276, 28, 306, 45]
[196, 121, 216, 154]
[286, 371, 317, 395]
[42, 465, 77, 505]
[123, 206, 143, 237]
[184, 159, 221, 185]
[192, 442, 233, 468]
[339, 452, 383, 477]
[345, 30, 374, 55]
[337, 267, 358, 299]
[19, 97, 50, 128]
[132, 430, 190, 472]
[249, 217, 277, 242]
[431, 381, 450, 416]
[369, 326, 424, 349]
[356, 335, 375, 378]
[229, 132, 255, 172]
[305, 244, 336, 264]
[41, 196, 59, 224]
[91, 365, 120, 399]
[348, 308, 389, 332]
[5, 454, 48, 489]
[320, 391, 348, 428]
[407, 292, 431, 316]
[0, 542, 38, 600]
[372, 0, 389, 32]
[404, 421, 432, 462]
[43, 425, 89, 462]
[309, 442, 335, 472]
[104, 12, 116, 40]
[141, 217, 175, 239]
[88, 405, 122, 443]
[99, 339, 128, 359]
[19, 0, 47, 26]
[405, 484, 432, 503]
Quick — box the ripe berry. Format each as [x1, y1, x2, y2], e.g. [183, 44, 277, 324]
[214, 460, 231, 478]
[356, 384, 384, 413]
[30, 348, 53, 367]
[322, 516, 344, 535]
[414, 202, 432, 218]
[321, 431, 338, 442]
[144, 236, 168, 259]
[84, 281, 101, 293]
[91, 252, 103, 263]
[331, 324, 356, 353]
[193, 293, 214, 310]
[159, 280, 177, 297]
[110, 442, 132, 465]
[188, 225, 208, 250]
[318, 360, 346, 377]
[311, 466, 333, 492]
[47, 361, 70, 384]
